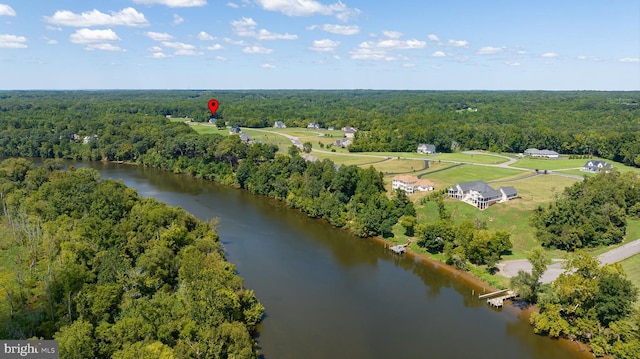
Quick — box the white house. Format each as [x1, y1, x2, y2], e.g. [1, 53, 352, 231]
[524, 148, 559, 159]
[583, 160, 612, 173]
[273, 121, 286, 128]
[334, 138, 352, 148]
[307, 122, 320, 129]
[448, 181, 518, 209]
[392, 175, 435, 194]
[417, 143, 436, 154]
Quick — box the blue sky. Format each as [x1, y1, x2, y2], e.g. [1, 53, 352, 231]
[0, 0, 638, 90]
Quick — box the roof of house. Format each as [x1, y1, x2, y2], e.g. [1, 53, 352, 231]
[500, 186, 518, 197]
[418, 143, 436, 151]
[525, 148, 559, 156]
[585, 160, 611, 167]
[393, 175, 434, 188]
[453, 181, 502, 198]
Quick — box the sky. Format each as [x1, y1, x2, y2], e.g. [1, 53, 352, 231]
[0, 0, 639, 90]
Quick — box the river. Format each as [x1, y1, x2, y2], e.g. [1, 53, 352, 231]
[79, 161, 588, 359]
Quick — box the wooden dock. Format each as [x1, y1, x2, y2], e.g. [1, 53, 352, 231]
[478, 289, 518, 308]
[389, 240, 411, 254]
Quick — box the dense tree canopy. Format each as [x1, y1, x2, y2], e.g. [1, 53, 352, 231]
[0, 158, 264, 358]
[1, 90, 639, 167]
[531, 171, 640, 250]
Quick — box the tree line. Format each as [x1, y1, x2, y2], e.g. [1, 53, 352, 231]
[1, 90, 639, 167]
[0, 158, 264, 358]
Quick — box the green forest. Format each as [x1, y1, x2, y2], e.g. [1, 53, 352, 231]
[1, 90, 639, 167]
[0, 158, 264, 358]
[0, 90, 639, 358]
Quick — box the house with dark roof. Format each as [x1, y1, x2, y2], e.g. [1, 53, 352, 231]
[273, 121, 286, 128]
[342, 126, 358, 138]
[417, 143, 436, 154]
[583, 160, 612, 173]
[229, 125, 241, 134]
[239, 133, 252, 143]
[448, 181, 518, 209]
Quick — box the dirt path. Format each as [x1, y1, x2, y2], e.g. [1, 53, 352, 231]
[498, 238, 640, 283]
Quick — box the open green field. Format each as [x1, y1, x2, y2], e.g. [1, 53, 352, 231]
[430, 152, 510, 165]
[421, 164, 522, 189]
[313, 151, 386, 166]
[365, 158, 427, 174]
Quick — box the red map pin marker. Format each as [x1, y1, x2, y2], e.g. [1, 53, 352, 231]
[208, 99, 219, 116]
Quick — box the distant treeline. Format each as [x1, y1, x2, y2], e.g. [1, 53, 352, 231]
[0, 94, 412, 239]
[0, 158, 264, 358]
[1, 90, 637, 167]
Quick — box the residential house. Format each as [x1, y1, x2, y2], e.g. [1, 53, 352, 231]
[327, 126, 335, 131]
[273, 121, 286, 128]
[417, 143, 436, 154]
[239, 133, 252, 143]
[524, 148, 559, 158]
[229, 125, 241, 135]
[307, 122, 320, 129]
[334, 138, 352, 148]
[208, 118, 217, 125]
[342, 126, 358, 138]
[583, 160, 612, 173]
[392, 175, 435, 194]
[302, 153, 319, 162]
[448, 181, 518, 210]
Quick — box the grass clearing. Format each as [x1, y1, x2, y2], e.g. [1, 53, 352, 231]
[421, 164, 522, 189]
[430, 152, 510, 164]
[365, 158, 428, 174]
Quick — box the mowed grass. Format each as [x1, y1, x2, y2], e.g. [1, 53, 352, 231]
[365, 158, 428, 174]
[421, 164, 522, 189]
[430, 152, 510, 165]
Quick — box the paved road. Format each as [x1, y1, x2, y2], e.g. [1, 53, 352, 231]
[498, 238, 640, 283]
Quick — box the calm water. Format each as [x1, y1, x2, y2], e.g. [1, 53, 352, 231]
[78, 161, 587, 359]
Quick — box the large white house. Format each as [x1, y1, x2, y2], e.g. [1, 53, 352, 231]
[583, 160, 612, 173]
[524, 148, 559, 158]
[417, 143, 436, 154]
[392, 175, 435, 194]
[448, 181, 517, 209]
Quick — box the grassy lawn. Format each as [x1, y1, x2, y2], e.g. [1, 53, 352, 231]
[421, 164, 523, 189]
[511, 157, 590, 171]
[313, 151, 386, 166]
[620, 254, 640, 307]
[430, 152, 510, 165]
[365, 158, 428, 174]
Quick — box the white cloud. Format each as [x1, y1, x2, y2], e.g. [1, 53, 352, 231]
[619, 57, 639, 63]
[149, 46, 163, 51]
[432, 51, 445, 57]
[350, 37, 425, 61]
[506, 61, 520, 66]
[541, 52, 558, 58]
[227, 2, 239, 8]
[307, 24, 359, 35]
[577, 55, 601, 61]
[223, 37, 247, 46]
[162, 41, 195, 50]
[146, 31, 174, 41]
[448, 39, 469, 47]
[0, 4, 16, 16]
[243, 45, 273, 54]
[427, 34, 439, 42]
[204, 44, 224, 50]
[255, 0, 360, 21]
[261, 63, 275, 68]
[383, 30, 403, 39]
[516, 50, 526, 55]
[43, 37, 58, 45]
[133, 0, 207, 7]
[0, 34, 27, 48]
[198, 31, 216, 40]
[46, 25, 62, 31]
[308, 38, 340, 52]
[44, 7, 149, 27]
[86, 43, 125, 51]
[476, 46, 503, 55]
[172, 14, 185, 25]
[214, 56, 228, 61]
[232, 17, 297, 40]
[149, 52, 169, 58]
[402, 63, 415, 68]
[70, 28, 120, 44]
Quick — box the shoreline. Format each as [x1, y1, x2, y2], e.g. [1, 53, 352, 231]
[105, 159, 598, 357]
